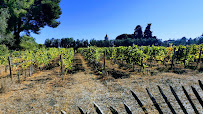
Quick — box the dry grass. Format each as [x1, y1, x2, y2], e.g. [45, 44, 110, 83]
[0, 78, 10, 94]
[0, 71, 202, 114]
[0, 54, 202, 113]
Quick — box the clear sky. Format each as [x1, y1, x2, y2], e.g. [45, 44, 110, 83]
[31, 0, 203, 44]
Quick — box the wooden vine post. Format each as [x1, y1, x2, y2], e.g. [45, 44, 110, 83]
[25, 68, 27, 80]
[18, 71, 20, 83]
[132, 62, 134, 72]
[31, 64, 34, 74]
[103, 50, 106, 71]
[60, 54, 64, 80]
[171, 47, 176, 69]
[29, 66, 32, 77]
[196, 47, 202, 69]
[30, 60, 33, 76]
[8, 57, 12, 80]
[102, 50, 106, 77]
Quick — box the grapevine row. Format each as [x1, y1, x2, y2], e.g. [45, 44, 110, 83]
[0, 48, 74, 75]
[78, 44, 203, 72]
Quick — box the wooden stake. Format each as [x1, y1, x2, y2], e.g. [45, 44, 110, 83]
[8, 57, 12, 80]
[18, 71, 20, 83]
[132, 63, 134, 72]
[32, 65, 34, 74]
[103, 50, 106, 71]
[29, 66, 32, 77]
[196, 47, 202, 69]
[25, 68, 27, 80]
[171, 47, 176, 69]
[60, 54, 64, 80]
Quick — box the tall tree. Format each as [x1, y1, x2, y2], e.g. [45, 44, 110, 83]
[134, 25, 143, 39]
[0, 8, 9, 37]
[20, 35, 38, 50]
[0, 8, 14, 47]
[44, 38, 52, 47]
[144, 23, 152, 39]
[1, 0, 62, 49]
[53, 39, 60, 48]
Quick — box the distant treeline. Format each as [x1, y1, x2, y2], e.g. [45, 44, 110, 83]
[44, 23, 163, 48]
[162, 35, 203, 46]
[44, 23, 203, 48]
[44, 35, 203, 48]
[44, 37, 163, 48]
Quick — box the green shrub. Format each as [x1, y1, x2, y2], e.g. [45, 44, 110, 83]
[20, 35, 38, 50]
[0, 45, 9, 56]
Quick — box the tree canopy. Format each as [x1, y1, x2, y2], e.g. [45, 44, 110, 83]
[0, 8, 14, 47]
[20, 35, 38, 50]
[115, 23, 157, 40]
[0, 0, 62, 49]
[143, 24, 152, 39]
[134, 25, 143, 39]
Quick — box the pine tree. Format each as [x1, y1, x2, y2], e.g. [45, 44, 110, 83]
[144, 24, 152, 39]
[134, 25, 143, 39]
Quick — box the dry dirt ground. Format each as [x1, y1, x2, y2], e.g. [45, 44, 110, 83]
[0, 53, 202, 114]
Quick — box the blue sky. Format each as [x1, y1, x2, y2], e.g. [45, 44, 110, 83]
[31, 0, 203, 44]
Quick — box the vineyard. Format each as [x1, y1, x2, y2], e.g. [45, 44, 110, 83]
[79, 44, 203, 78]
[0, 48, 74, 80]
[0, 45, 202, 113]
[1, 44, 203, 80]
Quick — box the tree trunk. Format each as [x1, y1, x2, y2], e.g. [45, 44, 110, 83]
[14, 19, 22, 49]
[14, 31, 20, 48]
[183, 60, 186, 68]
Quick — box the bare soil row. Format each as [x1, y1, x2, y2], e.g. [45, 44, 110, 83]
[0, 53, 202, 113]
